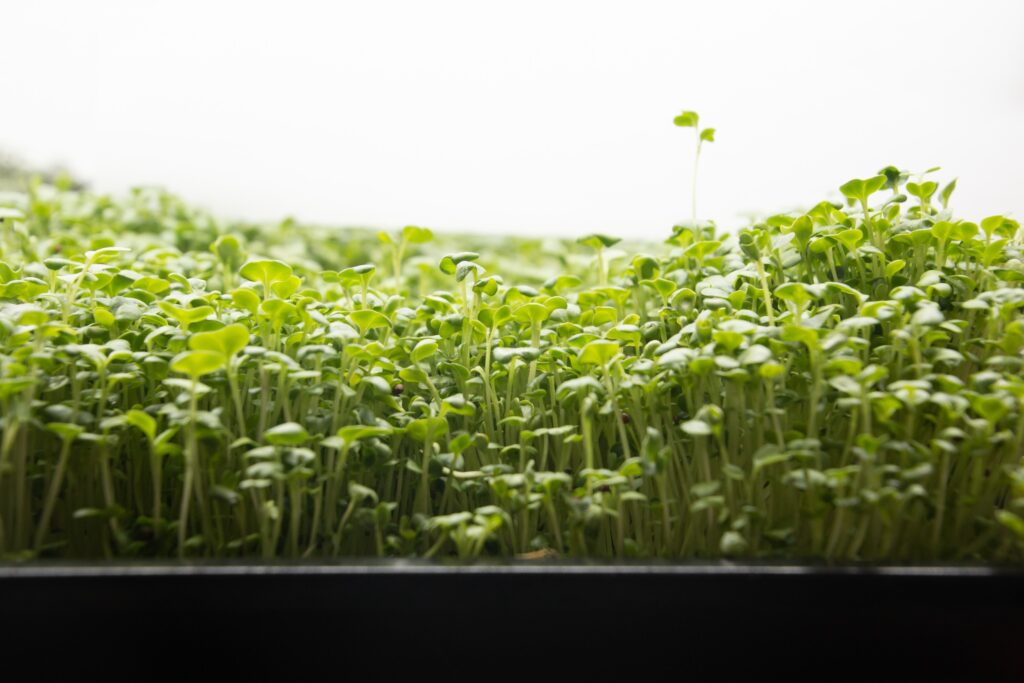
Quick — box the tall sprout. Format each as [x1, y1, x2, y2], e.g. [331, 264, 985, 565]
[673, 110, 715, 224]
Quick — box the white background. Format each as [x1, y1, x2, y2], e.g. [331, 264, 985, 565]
[2, 0, 1022, 238]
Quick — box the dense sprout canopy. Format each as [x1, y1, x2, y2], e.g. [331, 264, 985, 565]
[0, 172, 1023, 561]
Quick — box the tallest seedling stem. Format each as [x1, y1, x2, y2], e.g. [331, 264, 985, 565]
[692, 140, 701, 224]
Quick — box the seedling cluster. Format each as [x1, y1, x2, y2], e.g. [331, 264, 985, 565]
[0, 163, 1022, 561]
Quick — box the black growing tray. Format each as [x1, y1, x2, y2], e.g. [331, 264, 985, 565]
[3, 562, 1022, 674]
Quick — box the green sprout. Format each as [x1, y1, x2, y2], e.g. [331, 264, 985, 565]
[0, 138, 1021, 565]
[674, 110, 715, 224]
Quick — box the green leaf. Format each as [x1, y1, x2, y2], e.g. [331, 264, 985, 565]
[684, 240, 721, 260]
[789, 216, 813, 248]
[839, 175, 885, 204]
[933, 222, 954, 242]
[700, 127, 716, 143]
[449, 432, 475, 455]
[85, 247, 130, 263]
[578, 339, 620, 365]
[455, 260, 484, 283]
[576, 234, 621, 250]
[774, 282, 813, 308]
[631, 255, 660, 279]
[607, 324, 641, 345]
[272, 274, 302, 299]
[335, 425, 393, 446]
[411, 339, 438, 363]
[240, 259, 293, 286]
[780, 325, 819, 351]
[260, 299, 300, 328]
[643, 278, 677, 300]
[681, 420, 711, 437]
[441, 394, 476, 417]
[477, 306, 510, 329]
[398, 366, 428, 384]
[473, 276, 501, 296]
[543, 274, 582, 293]
[348, 481, 378, 504]
[739, 344, 772, 365]
[878, 165, 904, 189]
[839, 178, 864, 203]
[906, 181, 938, 201]
[170, 350, 225, 378]
[885, 259, 907, 279]
[759, 362, 785, 379]
[981, 215, 1018, 239]
[673, 110, 699, 128]
[865, 175, 886, 195]
[350, 310, 391, 333]
[45, 422, 85, 442]
[189, 323, 249, 360]
[835, 228, 863, 251]
[231, 288, 261, 315]
[952, 222, 979, 241]
[406, 416, 448, 443]
[212, 234, 245, 268]
[93, 307, 115, 328]
[826, 281, 866, 302]
[339, 264, 376, 286]
[971, 395, 1009, 424]
[124, 410, 157, 442]
[513, 302, 550, 327]
[439, 252, 480, 275]
[940, 178, 957, 208]
[263, 422, 310, 446]
[402, 225, 434, 244]
[808, 235, 835, 255]
[158, 302, 214, 329]
[555, 376, 604, 399]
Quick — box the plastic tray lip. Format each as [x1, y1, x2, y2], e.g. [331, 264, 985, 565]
[2, 560, 1022, 579]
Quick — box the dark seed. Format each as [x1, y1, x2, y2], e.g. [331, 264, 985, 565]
[392, 383, 404, 396]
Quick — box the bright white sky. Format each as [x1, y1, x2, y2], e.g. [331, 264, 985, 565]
[2, 0, 1022, 238]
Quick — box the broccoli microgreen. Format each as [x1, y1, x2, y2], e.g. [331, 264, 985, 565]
[0, 130, 1021, 563]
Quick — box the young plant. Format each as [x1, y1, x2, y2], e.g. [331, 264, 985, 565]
[0, 149, 1021, 565]
[673, 110, 715, 224]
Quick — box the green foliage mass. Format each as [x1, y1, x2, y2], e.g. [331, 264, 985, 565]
[0, 166, 1023, 562]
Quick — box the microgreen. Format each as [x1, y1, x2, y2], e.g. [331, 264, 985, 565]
[0, 142, 1021, 564]
[674, 109, 715, 224]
